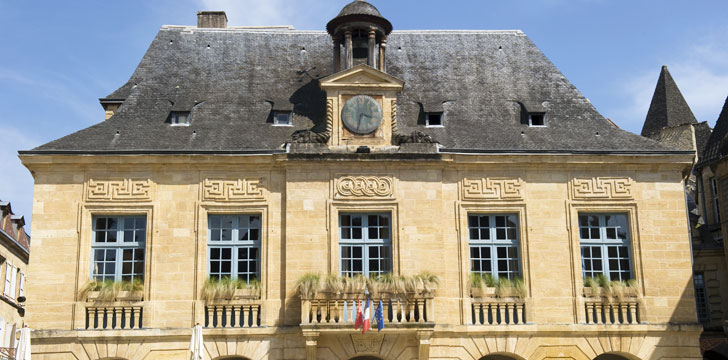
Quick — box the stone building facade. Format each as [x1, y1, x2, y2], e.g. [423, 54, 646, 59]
[0, 201, 30, 358]
[20, 2, 703, 359]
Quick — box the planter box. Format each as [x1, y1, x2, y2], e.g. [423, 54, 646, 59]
[582, 286, 639, 299]
[85, 290, 143, 302]
[470, 287, 496, 298]
[232, 288, 261, 300]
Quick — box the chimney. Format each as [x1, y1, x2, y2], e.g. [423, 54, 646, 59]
[197, 11, 228, 28]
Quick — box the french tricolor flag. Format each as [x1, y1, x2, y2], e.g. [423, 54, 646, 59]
[361, 298, 371, 334]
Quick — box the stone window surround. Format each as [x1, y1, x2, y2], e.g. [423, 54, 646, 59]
[77, 204, 154, 303]
[567, 203, 642, 289]
[197, 204, 269, 301]
[328, 201, 400, 276]
[206, 214, 262, 282]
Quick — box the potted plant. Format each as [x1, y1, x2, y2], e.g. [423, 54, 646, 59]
[80, 279, 144, 302]
[469, 273, 496, 298]
[202, 277, 261, 301]
[495, 277, 526, 298]
[295, 273, 321, 300]
[583, 275, 640, 301]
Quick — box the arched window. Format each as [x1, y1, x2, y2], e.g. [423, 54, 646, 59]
[481, 355, 521, 360]
[594, 354, 633, 360]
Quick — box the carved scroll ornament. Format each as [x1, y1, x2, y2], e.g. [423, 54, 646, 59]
[86, 179, 152, 201]
[202, 178, 265, 201]
[335, 176, 393, 199]
[462, 177, 523, 200]
[570, 177, 633, 200]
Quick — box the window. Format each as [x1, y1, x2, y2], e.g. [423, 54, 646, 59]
[168, 111, 191, 126]
[339, 213, 391, 277]
[3, 263, 11, 297]
[273, 111, 292, 126]
[91, 216, 146, 282]
[468, 214, 521, 280]
[694, 273, 709, 323]
[528, 113, 546, 127]
[207, 215, 261, 282]
[711, 178, 720, 223]
[426, 112, 443, 127]
[579, 214, 632, 282]
[18, 272, 24, 299]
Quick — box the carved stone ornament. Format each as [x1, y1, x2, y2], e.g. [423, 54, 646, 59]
[462, 177, 523, 201]
[393, 131, 437, 145]
[86, 179, 152, 201]
[570, 177, 633, 200]
[351, 333, 383, 354]
[335, 176, 393, 199]
[291, 130, 330, 144]
[202, 178, 265, 201]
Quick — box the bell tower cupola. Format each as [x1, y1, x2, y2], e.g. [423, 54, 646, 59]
[327, 0, 393, 73]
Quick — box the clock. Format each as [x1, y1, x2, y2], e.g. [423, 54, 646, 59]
[341, 95, 383, 135]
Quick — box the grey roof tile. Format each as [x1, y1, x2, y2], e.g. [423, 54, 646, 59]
[29, 27, 677, 154]
[641, 65, 698, 137]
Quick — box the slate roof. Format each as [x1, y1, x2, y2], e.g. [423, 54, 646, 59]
[700, 96, 728, 164]
[641, 66, 697, 137]
[26, 26, 680, 155]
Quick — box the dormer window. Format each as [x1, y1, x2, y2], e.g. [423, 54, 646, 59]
[426, 112, 443, 127]
[528, 113, 546, 127]
[168, 111, 191, 126]
[273, 111, 292, 126]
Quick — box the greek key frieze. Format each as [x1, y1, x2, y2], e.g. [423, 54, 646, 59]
[570, 177, 633, 200]
[86, 179, 152, 201]
[202, 178, 265, 201]
[462, 178, 523, 200]
[335, 176, 393, 199]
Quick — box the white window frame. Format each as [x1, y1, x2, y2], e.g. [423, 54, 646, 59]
[90, 216, 146, 282]
[169, 111, 191, 126]
[9, 267, 17, 301]
[425, 112, 444, 127]
[339, 213, 392, 277]
[3, 263, 11, 297]
[467, 214, 521, 280]
[18, 273, 24, 298]
[272, 111, 293, 127]
[528, 113, 547, 127]
[207, 214, 261, 282]
[579, 213, 633, 282]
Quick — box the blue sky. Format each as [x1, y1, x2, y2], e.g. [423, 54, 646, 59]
[1, 0, 727, 228]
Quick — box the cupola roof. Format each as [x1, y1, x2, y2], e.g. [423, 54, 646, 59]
[326, 0, 392, 36]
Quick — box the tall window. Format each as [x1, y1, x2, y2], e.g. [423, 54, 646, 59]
[91, 216, 146, 282]
[339, 213, 391, 277]
[208, 215, 260, 282]
[711, 178, 720, 223]
[694, 273, 709, 323]
[579, 214, 632, 281]
[468, 214, 521, 280]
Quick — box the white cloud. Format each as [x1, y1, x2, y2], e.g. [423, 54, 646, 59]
[198, 0, 345, 29]
[612, 33, 728, 133]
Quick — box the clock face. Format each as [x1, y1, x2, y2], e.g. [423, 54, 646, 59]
[341, 95, 383, 135]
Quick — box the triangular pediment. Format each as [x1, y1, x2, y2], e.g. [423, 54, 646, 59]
[320, 64, 404, 90]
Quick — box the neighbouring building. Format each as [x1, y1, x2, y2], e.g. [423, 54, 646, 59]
[0, 201, 30, 359]
[639, 66, 728, 359]
[20, 2, 704, 359]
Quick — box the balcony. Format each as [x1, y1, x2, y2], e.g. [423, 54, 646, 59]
[204, 300, 262, 328]
[85, 304, 143, 330]
[470, 287, 529, 325]
[300, 293, 434, 326]
[581, 287, 642, 325]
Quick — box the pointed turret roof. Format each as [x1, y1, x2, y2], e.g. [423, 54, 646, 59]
[701, 96, 728, 164]
[641, 65, 697, 136]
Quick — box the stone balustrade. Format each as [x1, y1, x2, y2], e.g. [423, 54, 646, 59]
[300, 293, 434, 325]
[205, 301, 262, 328]
[584, 301, 640, 325]
[471, 299, 527, 325]
[85, 305, 143, 330]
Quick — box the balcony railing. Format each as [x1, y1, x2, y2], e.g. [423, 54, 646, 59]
[204, 301, 262, 328]
[471, 299, 527, 325]
[301, 293, 434, 325]
[584, 301, 640, 325]
[85, 305, 143, 330]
